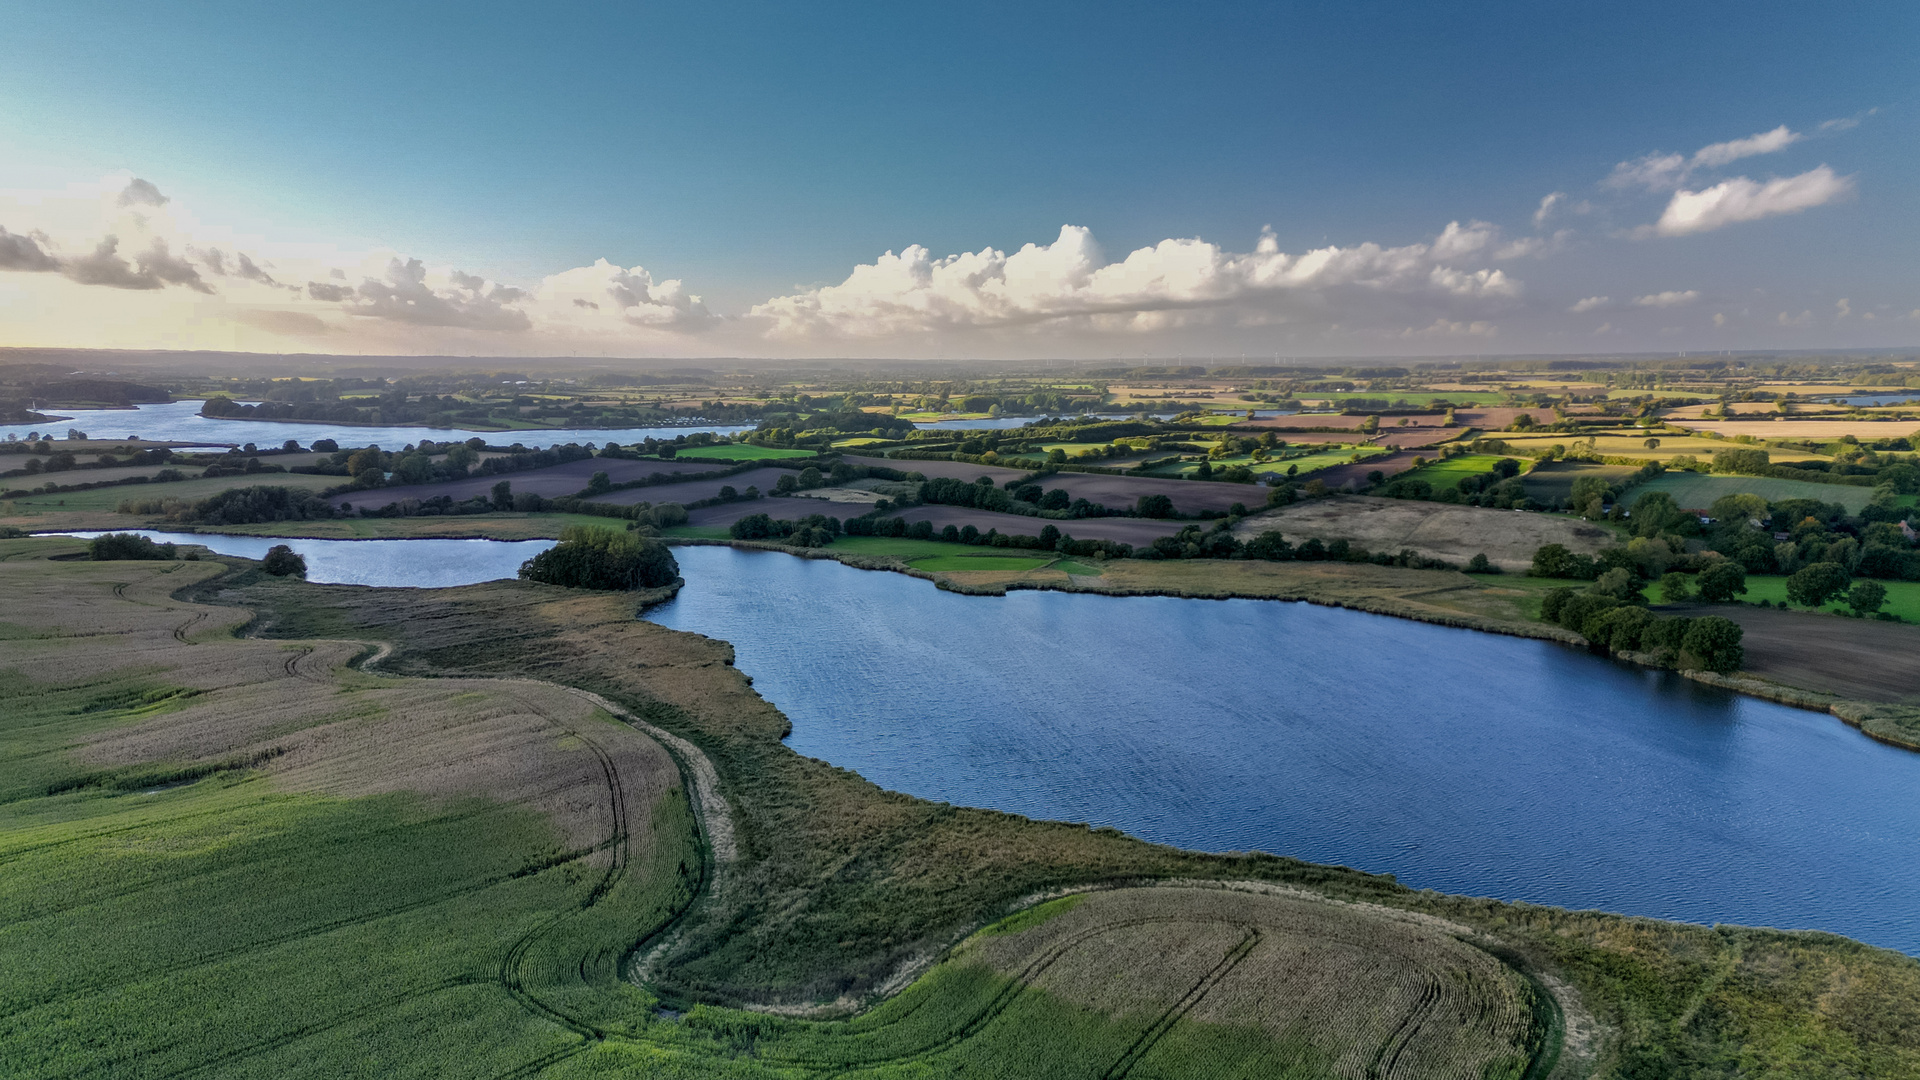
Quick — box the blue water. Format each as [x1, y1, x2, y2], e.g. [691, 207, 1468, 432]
[50, 530, 552, 587]
[910, 413, 1176, 431]
[648, 545, 1920, 953]
[1825, 394, 1920, 408]
[7, 400, 753, 450]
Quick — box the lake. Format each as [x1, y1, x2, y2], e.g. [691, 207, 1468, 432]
[8, 400, 754, 450]
[51, 530, 553, 587]
[648, 545, 1920, 954]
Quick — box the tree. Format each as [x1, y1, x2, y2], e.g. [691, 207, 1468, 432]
[1466, 552, 1496, 574]
[1588, 567, 1643, 603]
[260, 544, 307, 577]
[586, 470, 612, 495]
[1643, 437, 1661, 451]
[518, 526, 678, 590]
[1785, 562, 1851, 608]
[1696, 561, 1747, 602]
[1136, 493, 1174, 518]
[1848, 580, 1889, 617]
[1679, 616, 1744, 674]
[1659, 573, 1695, 603]
[491, 480, 512, 510]
[89, 533, 177, 561]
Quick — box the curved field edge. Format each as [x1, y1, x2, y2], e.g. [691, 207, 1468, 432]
[205, 550, 1920, 1078]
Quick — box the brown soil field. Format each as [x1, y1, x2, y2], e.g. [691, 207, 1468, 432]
[963, 886, 1535, 1079]
[1373, 426, 1469, 447]
[1035, 472, 1266, 515]
[896, 504, 1185, 545]
[840, 454, 1034, 485]
[1669, 602, 1920, 704]
[1311, 450, 1425, 489]
[1234, 496, 1615, 571]
[362, 455, 725, 506]
[0, 537, 683, 857]
[689, 493, 878, 527]
[587, 465, 795, 506]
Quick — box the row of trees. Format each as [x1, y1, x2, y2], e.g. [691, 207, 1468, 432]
[1540, 586, 1744, 673]
[518, 526, 678, 591]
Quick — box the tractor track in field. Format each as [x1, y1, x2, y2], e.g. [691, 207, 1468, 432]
[1368, 971, 1444, 1080]
[1102, 926, 1261, 1079]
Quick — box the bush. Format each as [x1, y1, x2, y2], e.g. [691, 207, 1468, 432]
[1136, 493, 1174, 518]
[1466, 553, 1497, 574]
[517, 526, 679, 591]
[1679, 616, 1744, 673]
[260, 545, 307, 577]
[89, 533, 176, 561]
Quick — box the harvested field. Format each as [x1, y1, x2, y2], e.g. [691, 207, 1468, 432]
[1636, 472, 1877, 513]
[688, 493, 876, 527]
[1671, 418, 1920, 439]
[1234, 496, 1615, 571]
[840, 454, 1034, 485]
[360, 455, 725, 506]
[587, 464, 795, 506]
[1494, 432, 1830, 463]
[2, 470, 340, 513]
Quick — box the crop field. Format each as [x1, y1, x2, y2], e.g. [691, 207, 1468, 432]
[1304, 390, 1507, 406]
[1736, 574, 1920, 620]
[1634, 472, 1879, 513]
[0, 539, 701, 1079]
[675, 445, 819, 461]
[1519, 461, 1642, 501]
[1244, 444, 1388, 477]
[1671, 418, 1920, 440]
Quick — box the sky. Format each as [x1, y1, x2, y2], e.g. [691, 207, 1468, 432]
[0, 0, 1915, 361]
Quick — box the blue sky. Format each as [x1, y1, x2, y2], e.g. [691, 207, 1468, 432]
[0, 1, 1914, 358]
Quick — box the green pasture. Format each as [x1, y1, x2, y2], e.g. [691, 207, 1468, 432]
[1392, 454, 1508, 489]
[831, 437, 891, 447]
[1632, 472, 1879, 513]
[1228, 445, 1387, 478]
[1738, 575, 1920, 620]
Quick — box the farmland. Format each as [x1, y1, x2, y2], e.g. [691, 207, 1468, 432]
[674, 444, 819, 461]
[1389, 453, 1510, 490]
[1234, 495, 1618, 572]
[1633, 471, 1880, 513]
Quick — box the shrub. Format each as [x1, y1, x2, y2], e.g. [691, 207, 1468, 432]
[1679, 616, 1745, 673]
[89, 533, 176, 561]
[260, 545, 307, 577]
[1466, 553, 1497, 574]
[518, 526, 678, 591]
[1136, 493, 1174, 518]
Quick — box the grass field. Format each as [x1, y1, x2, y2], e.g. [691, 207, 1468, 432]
[1391, 453, 1509, 489]
[1738, 574, 1920, 620]
[1303, 390, 1507, 406]
[1634, 471, 1880, 513]
[673, 445, 819, 461]
[1142, 444, 1383, 478]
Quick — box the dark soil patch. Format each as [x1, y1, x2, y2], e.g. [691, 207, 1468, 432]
[1670, 603, 1920, 703]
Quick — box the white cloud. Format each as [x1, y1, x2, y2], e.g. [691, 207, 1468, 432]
[1689, 125, 1802, 169]
[1592, 322, 1612, 335]
[1607, 125, 1806, 192]
[1778, 309, 1812, 327]
[1403, 318, 1495, 338]
[1819, 108, 1877, 133]
[1836, 298, 1851, 318]
[1533, 192, 1565, 228]
[1713, 312, 1726, 327]
[1569, 296, 1609, 313]
[1634, 290, 1699, 308]
[750, 223, 1519, 339]
[1431, 220, 1495, 260]
[1652, 165, 1852, 236]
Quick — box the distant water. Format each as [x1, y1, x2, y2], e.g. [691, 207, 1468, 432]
[650, 545, 1920, 954]
[7, 400, 753, 450]
[49, 530, 552, 587]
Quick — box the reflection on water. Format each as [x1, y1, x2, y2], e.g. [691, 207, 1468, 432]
[50, 530, 552, 587]
[649, 545, 1920, 953]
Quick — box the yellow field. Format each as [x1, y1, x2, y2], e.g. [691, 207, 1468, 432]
[1671, 418, 1920, 440]
[1493, 432, 1831, 462]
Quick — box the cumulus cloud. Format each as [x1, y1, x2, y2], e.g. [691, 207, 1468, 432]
[532, 258, 715, 329]
[1430, 220, 1495, 260]
[62, 236, 212, 293]
[305, 280, 353, 302]
[1569, 296, 1609, 313]
[1835, 298, 1851, 318]
[1403, 318, 1495, 338]
[334, 258, 531, 332]
[1652, 165, 1852, 236]
[1607, 126, 1806, 192]
[1634, 290, 1699, 308]
[1778, 310, 1812, 327]
[751, 223, 1517, 338]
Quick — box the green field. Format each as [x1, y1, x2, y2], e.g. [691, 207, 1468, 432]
[1303, 391, 1506, 406]
[1738, 574, 1920, 620]
[1226, 444, 1386, 478]
[1391, 454, 1509, 489]
[672, 444, 819, 461]
[1634, 471, 1879, 513]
